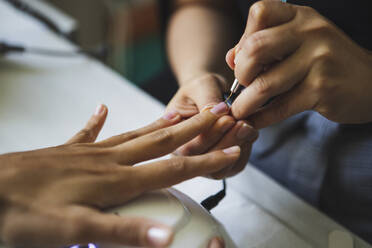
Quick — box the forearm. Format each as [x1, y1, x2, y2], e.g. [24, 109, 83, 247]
[167, 1, 241, 85]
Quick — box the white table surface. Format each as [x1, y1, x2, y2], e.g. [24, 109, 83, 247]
[0, 1, 371, 248]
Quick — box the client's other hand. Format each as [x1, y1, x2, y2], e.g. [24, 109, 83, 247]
[167, 74, 258, 179]
[0, 104, 240, 248]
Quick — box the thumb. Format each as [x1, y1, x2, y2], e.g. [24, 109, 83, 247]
[67, 209, 174, 248]
[190, 75, 226, 111]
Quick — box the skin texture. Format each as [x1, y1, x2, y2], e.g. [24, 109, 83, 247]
[0, 104, 241, 248]
[167, 0, 258, 180]
[226, 0, 372, 128]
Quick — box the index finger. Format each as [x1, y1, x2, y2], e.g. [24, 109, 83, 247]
[115, 102, 229, 165]
[236, 0, 295, 54]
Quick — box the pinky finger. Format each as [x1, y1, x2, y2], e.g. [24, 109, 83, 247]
[247, 83, 315, 129]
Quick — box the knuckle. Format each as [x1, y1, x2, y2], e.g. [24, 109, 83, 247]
[301, 18, 333, 38]
[123, 219, 148, 246]
[152, 129, 174, 146]
[253, 75, 271, 95]
[169, 157, 188, 174]
[312, 45, 334, 66]
[192, 113, 205, 124]
[121, 131, 140, 141]
[246, 32, 266, 58]
[175, 145, 192, 156]
[79, 128, 94, 140]
[249, 1, 270, 26]
[190, 113, 207, 128]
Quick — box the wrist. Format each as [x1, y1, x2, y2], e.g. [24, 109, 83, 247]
[178, 72, 231, 92]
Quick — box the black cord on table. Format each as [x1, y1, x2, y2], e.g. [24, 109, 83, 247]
[201, 179, 226, 212]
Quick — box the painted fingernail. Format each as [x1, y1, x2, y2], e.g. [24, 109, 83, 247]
[223, 145, 241, 154]
[94, 104, 105, 116]
[163, 110, 178, 121]
[237, 123, 254, 140]
[210, 102, 228, 115]
[147, 227, 172, 247]
[201, 103, 217, 112]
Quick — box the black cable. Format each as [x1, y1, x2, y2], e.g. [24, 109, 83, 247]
[201, 179, 226, 212]
[2, 1, 110, 61]
[0, 41, 107, 60]
[3, 0, 68, 39]
[201, 92, 244, 212]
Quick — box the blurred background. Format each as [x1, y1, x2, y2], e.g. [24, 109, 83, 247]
[26, 0, 178, 104]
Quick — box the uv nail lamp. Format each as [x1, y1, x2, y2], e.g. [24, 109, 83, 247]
[98, 188, 236, 248]
[0, 189, 236, 248]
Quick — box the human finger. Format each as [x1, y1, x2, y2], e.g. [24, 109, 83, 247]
[175, 115, 235, 156]
[235, 0, 296, 56]
[189, 74, 227, 111]
[234, 23, 301, 86]
[133, 146, 241, 191]
[114, 102, 229, 165]
[8, 206, 173, 248]
[208, 121, 257, 179]
[66, 208, 173, 248]
[211, 121, 258, 151]
[65, 104, 108, 144]
[96, 111, 182, 147]
[213, 143, 253, 179]
[247, 74, 318, 129]
[231, 43, 310, 120]
[166, 74, 226, 119]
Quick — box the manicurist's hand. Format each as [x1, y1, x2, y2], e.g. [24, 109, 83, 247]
[226, 0, 372, 128]
[0, 104, 241, 248]
[167, 74, 258, 179]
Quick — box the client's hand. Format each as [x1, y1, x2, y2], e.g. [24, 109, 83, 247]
[0, 104, 240, 248]
[167, 74, 258, 179]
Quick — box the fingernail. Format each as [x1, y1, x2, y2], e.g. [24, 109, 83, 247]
[147, 227, 172, 247]
[94, 104, 105, 116]
[223, 145, 240, 154]
[210, 102, 228, 115]
[209, 238, 225, 248]
[163, 110, 178, 121]
[236, 123, 254, 140]
[201, 103, 217, 112]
